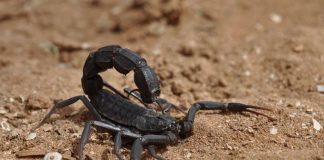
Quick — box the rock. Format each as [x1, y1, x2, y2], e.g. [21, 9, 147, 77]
[312, 118, 322, 131]
[289, 112, 296, 118]
[185, 152, 191, 159]
[0, 106, 8, 114]
[43, 152, 62, 160]
[317, 85, 324, 93]
[270, 126, 278, 135]
[9, 97, 15, 103]
[0, 120, 11, 131]
[293, 44, 304, 52]
[305, 108, 313, 114]
[26, 132, 37, 140]
[270, 13, 282, 23]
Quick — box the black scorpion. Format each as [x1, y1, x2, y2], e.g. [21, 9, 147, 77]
[34, 45, 274, 160]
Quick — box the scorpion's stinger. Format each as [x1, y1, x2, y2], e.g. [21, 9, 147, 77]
[227, 103, 276, 121]
[244, 108, 276, 121]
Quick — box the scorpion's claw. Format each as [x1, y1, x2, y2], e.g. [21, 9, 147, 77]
[227, 103, 276, 121]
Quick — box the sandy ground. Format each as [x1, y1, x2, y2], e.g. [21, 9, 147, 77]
[1, 0, 324, 159]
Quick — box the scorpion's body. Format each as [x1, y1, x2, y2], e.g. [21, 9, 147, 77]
[92, 89, 175, 133]
[35, 45, 274, 160]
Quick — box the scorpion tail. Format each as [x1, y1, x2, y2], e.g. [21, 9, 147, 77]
[186, 101, 276, 124]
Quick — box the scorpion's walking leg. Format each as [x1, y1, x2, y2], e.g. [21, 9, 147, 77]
[147, 145, 165, 160]
[186, 101, 275, 124]
[34, 95, 103, 130]
[114, 131, 124, 160]
[131, 132, 177, 160]
[79, 120, 141, 160]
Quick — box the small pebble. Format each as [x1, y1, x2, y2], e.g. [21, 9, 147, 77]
[269, 73, 276, 80]
[270, 13, 282, 23]
[255, 46, 262, 54]
[295, 101, 301, 107]
[43, 124, 53, 132]
[18, 95, 25, 103]
[9, 97, 15, 103]
[244, 70, 251, 76]
[317, 85, 324, 93]
[305, 108, 313, 114]
[270, 126, 278, 135]
[293, 44, 304, 52]
[312, 118, 323, 131]
[289, 112, 296, 118]
[185, 152, 192, 159]
[81, 43, 91, 50]
[0, 121, 11, 131]
[0, 107, 8, 114]
[26, 132, 37, 140]
[43, 152, 62, 160]
[226, 144, 233, 150]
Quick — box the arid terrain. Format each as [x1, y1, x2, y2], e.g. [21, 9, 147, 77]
[0, 0, 324, 159]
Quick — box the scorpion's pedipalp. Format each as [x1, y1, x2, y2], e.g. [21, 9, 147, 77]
[123, 88, 152, 109]
[156, 98, 186, 115]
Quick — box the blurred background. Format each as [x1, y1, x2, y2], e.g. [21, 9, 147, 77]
[0, 0, 323, 159]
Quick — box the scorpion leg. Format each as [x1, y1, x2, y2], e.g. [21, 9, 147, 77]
[131, 132, 177, 160]
[79, 120, 142, 160]
[33, 95, 103, 131]
[147, 145, 165, 160]
[114, 131, 124, 160]
[186, 101, 275, 123]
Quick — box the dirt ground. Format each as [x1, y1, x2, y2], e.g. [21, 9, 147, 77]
[1, 0, 324, 159]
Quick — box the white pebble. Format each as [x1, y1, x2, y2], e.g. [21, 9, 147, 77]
[43, 152, 62, 160]
[289, 112, 296, 118]
[317, 85, 324, 93]
[26, 132, 37, 140]
[0, 107, 8, 114]
[269, 73, 276, 80]
[255, 46, 262, 54]
[244, 70, 251, 76]
[0, 121, 11, 131]
[312, 118, 323, 131]
[185, 152, 192, 159]
[9, 97, 14, 103]
[295, 101, 301, 107]
[270, 13, 282, 23]
[270, 126, 278, 135]
[81, 43, 90, 50]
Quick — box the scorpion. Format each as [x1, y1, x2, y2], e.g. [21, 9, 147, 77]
[34, 45, 274, 160]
